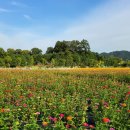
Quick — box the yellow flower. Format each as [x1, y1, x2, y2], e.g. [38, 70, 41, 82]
[67, 116, 72, 121]
[120, 103, 127, 107]
[42, 121, 48, 127]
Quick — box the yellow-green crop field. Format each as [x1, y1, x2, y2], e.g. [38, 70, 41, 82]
[0, 68, 130, 130]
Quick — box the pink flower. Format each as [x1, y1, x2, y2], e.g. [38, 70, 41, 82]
[16, 103, 20, 106]
[104, 102, 109, 106]
[49, 116, 53, 120]
[23, 103, 27, 107]
[52, 117, 57, 122]
[89, 125, 95, 129]
[35, 112, 40, 115]
[60, 113, 64, 118]
[49, 116, 57, 123]
[27, 93, 33, 98]
[110, 128, 115, 130]
[83, 122, 89, 127]
[66, 124, 71, 128]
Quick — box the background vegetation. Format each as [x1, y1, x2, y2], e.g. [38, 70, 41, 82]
[0, 39, 130, 68]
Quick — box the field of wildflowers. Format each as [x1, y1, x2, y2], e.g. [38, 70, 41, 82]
[0, 68, 130, 130]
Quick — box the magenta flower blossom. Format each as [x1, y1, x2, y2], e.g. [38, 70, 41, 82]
[49, 116, 57, 122]
[60, 113, 64, 118]
[83, 122, 89, 127]
[110, 128, 115, 130]
[35, 112, 40, 115]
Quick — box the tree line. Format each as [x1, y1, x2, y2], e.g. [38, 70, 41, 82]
[0, 39, 130, 68]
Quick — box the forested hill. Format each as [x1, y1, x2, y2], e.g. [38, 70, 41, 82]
[101, 51, 130, 60]
[0, 39, 130, 67]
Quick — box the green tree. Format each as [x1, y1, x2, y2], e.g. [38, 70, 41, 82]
[7, 48, 15, 55]
[43, 54, 53, 62]
[65, 51, 73, 67]
[51, 58, 56, 67]
[73, 53, 81, 66]
[28, 56, 34, 66]
[15, 49, 22, 55]
[4, 56, 12, 67]
[78, 39, 90, 53]
[104, 56, 121, 67]
[54, 41, 69, 53]
[0, 48, 5, 58]
[33, 54, 43, 65]
[58, 58, 66, 66]
[42, 58, 47, 65]
[10, 56, 17, 67]
[46, 47, 54, 54]
[127, 60, 130, 67]
[16, 57, 22, 66]
[31, 48, 42, 55]
[69, 40, 80, 52]
[22, 50, 31, 55]
[0, 58, 5, 67]
[20, 56, 27, 66]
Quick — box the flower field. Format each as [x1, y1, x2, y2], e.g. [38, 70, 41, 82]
[0, 68, 130, 130]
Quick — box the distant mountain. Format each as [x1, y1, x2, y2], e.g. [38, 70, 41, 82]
[101, 50, 130, 60]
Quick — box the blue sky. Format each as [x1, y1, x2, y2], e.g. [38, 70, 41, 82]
[0, 0, 130, 53]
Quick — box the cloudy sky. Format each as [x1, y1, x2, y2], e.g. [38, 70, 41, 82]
[0, 0, 130, 53]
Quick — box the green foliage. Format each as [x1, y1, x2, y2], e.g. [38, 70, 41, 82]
[44, 39, 99, 67]
[46, 47, 54, 54]
[0, 39, 129, 68]
[10, 56, 18, 67]
[33, 54, 43, 65]
[31, 48, 42, 55]
[0, 58, 5, 67]
[0, 48, 5, 58]
[54, 41, 69, 53]
[4, 56, 12, 67]
[101, 50, 130, 60]
[104, 56, 121, 67]
[7, 48, 15, 55]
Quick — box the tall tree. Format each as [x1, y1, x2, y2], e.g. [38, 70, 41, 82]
[31, 48, 42, 55]
[0, 58, 5, 67]
[15, 49, 22, 55]
[0, 48, 5, 58]
[78, 39, 90, 53]
[4, 56, 12, 67]
[46, 47, 54, 54]
[69, 40, 80, 52]
[65, 51, 73, 67]
[54, 41, 69, 53]
[7, 48, 15, 55]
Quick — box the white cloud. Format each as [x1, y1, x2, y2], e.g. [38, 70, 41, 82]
[11, 1, 27, 8]
[0, 0, 130, 53]
[0, 8, 10, 13]
[23, 14, 32, 20]
[60, 0, 130, 52]
[0, 28, 53, 53]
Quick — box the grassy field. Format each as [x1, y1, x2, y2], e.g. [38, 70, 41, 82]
[0, 68, 130, 130]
